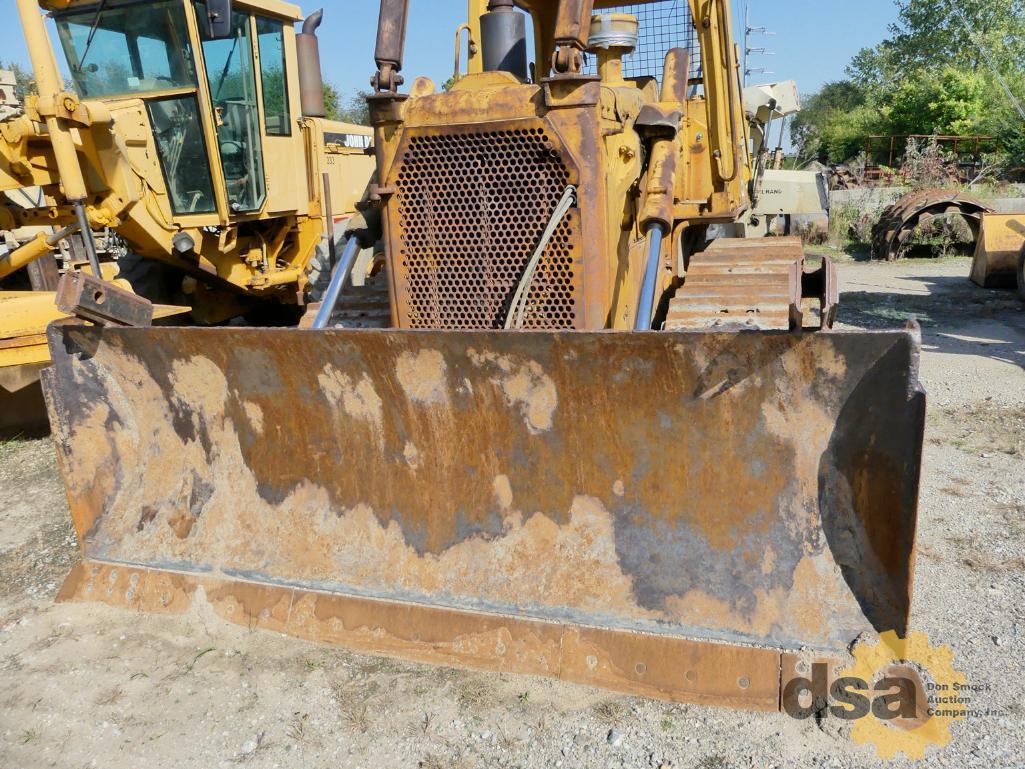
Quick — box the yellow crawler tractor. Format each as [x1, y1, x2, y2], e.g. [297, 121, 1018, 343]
[45, 0, 926, 710]
[1, 0, 377, 431]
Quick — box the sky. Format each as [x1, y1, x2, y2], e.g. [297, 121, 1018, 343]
[0, 0, 901, 109]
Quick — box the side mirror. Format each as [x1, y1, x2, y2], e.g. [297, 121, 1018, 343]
[197, 0, 234, 40]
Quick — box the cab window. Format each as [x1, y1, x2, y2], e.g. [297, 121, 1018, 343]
[256, 17, 291, 136]
[201, 10, 267, 213]
[55, 0, 196, 98]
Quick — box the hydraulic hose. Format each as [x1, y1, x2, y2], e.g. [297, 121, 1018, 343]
[311, 236, 361, 329]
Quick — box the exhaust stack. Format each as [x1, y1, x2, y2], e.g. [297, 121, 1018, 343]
[297, 9, 326, 117]
[480, 0, 528, 80]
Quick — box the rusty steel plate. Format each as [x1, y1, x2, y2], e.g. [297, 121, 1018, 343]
[44, 325, 925, 691]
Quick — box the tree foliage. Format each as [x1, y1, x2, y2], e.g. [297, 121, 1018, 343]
[0, 61, 37, 98]
[793, 0, 1025, 167]
[324, 84, 370, 126]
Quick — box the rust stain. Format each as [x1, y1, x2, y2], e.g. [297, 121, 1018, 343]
[59, 559, 784, 711]
[46, 327, 924, 652]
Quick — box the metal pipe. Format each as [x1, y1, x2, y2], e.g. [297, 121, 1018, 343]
[453, 24, 475, 82]
[312, 236, 361, 329]
[16, 0, 89, 202]
[16, 0, 102, 276]
[297, 9, 326, 117]
[634, 224, 667, 331]
[481, 0, 528, 80]
[322, 172, 337, 268]
[74, 201, 103, 278]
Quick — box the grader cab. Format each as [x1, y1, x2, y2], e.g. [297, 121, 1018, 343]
[1, 0, 377, 432]
[1, 0, 375, 320]
[44, 0, 926, 710]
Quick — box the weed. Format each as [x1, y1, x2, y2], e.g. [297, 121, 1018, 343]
[696, 756, 731, 769]
[0, 437, 20, 462]
[592, 700, 625, 725]
[496, 724, 519, 752]
[331, 680, 373, 733]
[96, 686, 123, 706]
[902, 138, 961, 190]
[660, 717, 674, 731]
[20, 729, 38, 745]
[533, 713, 551, 736]
[933, 404, 1025, 458]
[998, 503, 1025, 537]
[169, 647, 216, 678]
[456, 677, 494, 711]
[353, 655, 403, 676]
[407, 711, 435, 737]
[945, 533, 974, 548]
[286, 712, 310, 745]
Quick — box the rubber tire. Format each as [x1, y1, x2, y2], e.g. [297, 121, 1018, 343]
[1018, 247, 1025, 303]
[305, 237, 333, 303]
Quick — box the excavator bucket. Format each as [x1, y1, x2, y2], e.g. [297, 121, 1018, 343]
[44, 322, 925, 709]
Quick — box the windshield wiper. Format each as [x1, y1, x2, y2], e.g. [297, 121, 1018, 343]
[213, 33, 240, 101]
[77, 0, 110, 70]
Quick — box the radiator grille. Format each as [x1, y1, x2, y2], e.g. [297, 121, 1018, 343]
[394, 127, 580, 330]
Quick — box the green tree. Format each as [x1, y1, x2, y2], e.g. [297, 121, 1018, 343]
[0, 60, 37, 98]
[324, 84, 370, 125]
[885, 67, 990, 136]
[791, 81, 884, 164]
[323, 82, 341, 120]
[793, 0, 1025, 166]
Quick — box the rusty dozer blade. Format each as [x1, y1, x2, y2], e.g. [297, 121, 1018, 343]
[44, 324, 925, 709]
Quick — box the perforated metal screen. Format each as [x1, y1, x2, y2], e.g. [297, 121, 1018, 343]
[583, 1, 702, 82]
[394, 125, 580, 330]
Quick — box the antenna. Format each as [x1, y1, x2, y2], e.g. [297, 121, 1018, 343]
[742, 0, 776, 86]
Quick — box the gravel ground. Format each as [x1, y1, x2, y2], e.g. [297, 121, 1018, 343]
[0, 256, 1023, 769]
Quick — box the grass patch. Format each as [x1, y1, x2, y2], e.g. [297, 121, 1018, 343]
[695, 757, 730, 769]
[96, 686, 123, 706]
[330, 679, 376, 734]
[591, 699, 626, 725]
[455, 676, 495, 712]
[933, 404, 1025, 458]
[286, 712, 310, 746]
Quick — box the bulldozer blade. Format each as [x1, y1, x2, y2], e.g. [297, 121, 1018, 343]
[971, 212, 1025, 289]
[44, 323, 924, 709]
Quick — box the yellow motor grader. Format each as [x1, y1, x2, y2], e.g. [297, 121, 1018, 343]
[45, 0, 926, 712]
[0, 0, 376, 432]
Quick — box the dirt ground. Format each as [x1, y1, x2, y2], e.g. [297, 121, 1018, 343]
[1, 256, 1023, 769]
